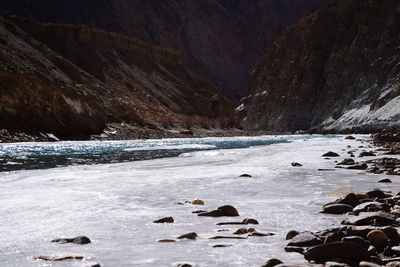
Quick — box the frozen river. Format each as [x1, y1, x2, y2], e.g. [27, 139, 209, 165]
[0, 135, 395, 266]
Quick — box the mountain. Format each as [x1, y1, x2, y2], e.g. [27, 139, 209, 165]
[0, 0, 329, 103]
[240, 0, 400, 133]
[0, 15, 233, 139]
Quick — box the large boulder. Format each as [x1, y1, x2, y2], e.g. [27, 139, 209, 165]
[367, 230, 388, 250]
[321, 204, 353, 214]
[345, 226, 400, 246]
[343, 212, 395, 226]
[322, 151, 340, 157]
[287, 232, 323, 247]
[353, 202, 389, 215]
[198, 205, 239, 217]
[304, 242, 370, 264]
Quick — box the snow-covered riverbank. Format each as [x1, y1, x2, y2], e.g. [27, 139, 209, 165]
[1, 136, 397, 266]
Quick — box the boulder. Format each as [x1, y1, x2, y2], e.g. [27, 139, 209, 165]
[338, 159, 356, 165]
[343, 212, 395, 226]
[242, 218, 259, 224]
[378, 178, 392, 183]
[286, 230, 300, 240]
[345, 226, 400, 246]
[321, 204, 353, 214]
[233, 228, 252, 234]
[366, 189, 388, 199]
[304, 242, 370, 264]
[175, 264, 192, 267]
[353, 202, 388, 215]
[367, 230, 388, 249]
[213, 244, 232, 248]
[249, 231, 274, 237]
[342, 236, 370, 249]
[198, 205, 239, 217]
[291, 162, 303, 167]
[262, 258, 283, 267]
[360, 151, 376, 157]
[284, 246, 304, 254]
[177, 232, 197, 240]
[185, 199, 204, 205]
[347, 164, 368, 170]
[239, 174, 252, 177]
[153, 217, 174, 223]
[322, 152, 340, 157]
[51, 236, 91, 245]
[339, 193, 360, 207]
[345, 136, 356, 140]
[287, 232, 323, 247]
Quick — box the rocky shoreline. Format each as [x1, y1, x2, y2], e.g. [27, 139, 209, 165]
[261, 132, 400, 267]
[0, 123, 283, 143]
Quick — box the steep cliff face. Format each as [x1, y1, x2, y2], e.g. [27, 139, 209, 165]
[0, 16, 233, 138]
[241, 0, 400, 133]
[0, 0, 329, 103]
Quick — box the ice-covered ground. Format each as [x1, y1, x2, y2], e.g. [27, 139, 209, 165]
[0, 136, 397, 266]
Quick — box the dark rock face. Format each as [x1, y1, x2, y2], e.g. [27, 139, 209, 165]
[241, 0, 400, 132]
[0, 15, 234, 138]
[0, 0, 329, 103]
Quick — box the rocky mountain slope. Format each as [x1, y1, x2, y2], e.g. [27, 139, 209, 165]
[0, 15, 233, 139]
[0, 0, 329, 103]
[240, 0, 400, 133]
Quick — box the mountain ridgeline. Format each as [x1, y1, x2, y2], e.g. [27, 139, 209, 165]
[240, 0, 400, 133]
[0, 0, 329, 103]
[0, 15, 233, 139]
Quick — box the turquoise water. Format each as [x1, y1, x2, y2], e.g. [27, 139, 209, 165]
[0, 135, 335, 172]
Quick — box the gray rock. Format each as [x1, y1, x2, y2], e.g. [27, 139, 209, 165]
[153, 217, 174, 223]
[284, 246, 304, 254]
[287, 232, 323, 247]
[343, 211, 395, 226]
[51, 235, 91, 245]
[353, 202, 388, 215]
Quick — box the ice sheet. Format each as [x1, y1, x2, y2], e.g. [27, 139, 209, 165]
[0, 136, 396, 266]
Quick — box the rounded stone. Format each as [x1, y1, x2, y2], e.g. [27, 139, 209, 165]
[367, 230, 388, 249]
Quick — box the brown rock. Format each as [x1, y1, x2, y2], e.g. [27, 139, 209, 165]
[367, 230, 388, 249]
[345, 136, 356, 140]
[185, 199, 204, 205]
[177, 232, 197, 240]
[378, 178, 392, 183]
[386, 261, 400, 267]
[284, 246, 304, 254]
[198, 205, 239, 217]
